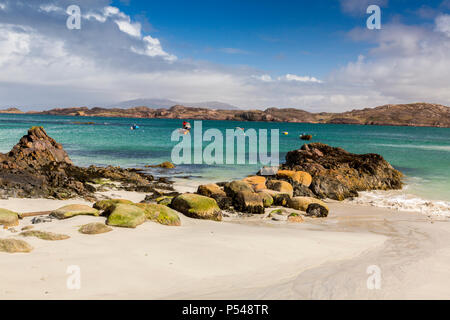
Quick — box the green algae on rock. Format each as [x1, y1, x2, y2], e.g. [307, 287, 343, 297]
[106, 204, 146, 228]
[51, 204, 100, 219]
[134, 203, 181, 226]
[0, 208, 19, 227]
[171, 194, 222, 221]
[20, 230, 70, 240]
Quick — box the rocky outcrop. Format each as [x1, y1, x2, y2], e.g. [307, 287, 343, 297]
[0, 127, 169, 200]
[282, 143, 403, 200]
[197, 183, 231, 210]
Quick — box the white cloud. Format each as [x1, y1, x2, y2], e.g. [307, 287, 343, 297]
[281, 74, 323, 83]
[435, 14, 450, 37]
[253, 74, 273, 82]
[0, 3, 6, 11]
[114, 19, 141, 38]
[39, 4, 63, 13]
[131, 36, 177, 62]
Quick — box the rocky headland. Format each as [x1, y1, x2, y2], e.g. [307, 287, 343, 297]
[0, 127, 172, 200]
[2, 102, 449, 128]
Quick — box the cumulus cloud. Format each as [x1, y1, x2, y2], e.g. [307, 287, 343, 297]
[435, 14, 450, 36]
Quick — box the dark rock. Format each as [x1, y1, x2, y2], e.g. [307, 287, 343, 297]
[306, 203, 329, 217]
[0, 127, 170, 200]
[282, 143, 403, 200]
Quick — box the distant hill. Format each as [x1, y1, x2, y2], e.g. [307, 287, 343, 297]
[107, 98, 239, 110]
[0, 108, 23, 114]
[23, 102, 450, 128]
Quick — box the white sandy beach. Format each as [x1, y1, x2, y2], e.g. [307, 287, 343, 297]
[1, 190, 449, 300]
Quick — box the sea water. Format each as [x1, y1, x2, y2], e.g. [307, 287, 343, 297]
[0, 113, 449, 214]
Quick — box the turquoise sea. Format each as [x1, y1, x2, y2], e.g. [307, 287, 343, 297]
[0, 114, 449, 214]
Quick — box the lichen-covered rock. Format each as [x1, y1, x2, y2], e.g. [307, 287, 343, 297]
[134, 203, 181, 226]
[234, 191, 264, 214]
[197, 184, 226, 198]
[266, 180, 293, 196]
[197, 184, 231, 210]
[306, 203, 329, 218]
[257, 190, 274, 207]
[282, 143, 403, 200]
[94, 199, 134, 211]
[260, 189, 291, 206]
[224, 180, 253, 198]
[0, 238, 33, 253]
[0, 208, 19, 227]
[276, 170, 312, 187]
[171, 194, 222, 221]
[20, 230, 70, 240]
[51, 204, 100, 219]
[288, 196, 329, 212]
[242, 176, 266, 191]
[106, 204, 146, 228]
[79, 223, 113, 234]
[155, 196, 174, 206]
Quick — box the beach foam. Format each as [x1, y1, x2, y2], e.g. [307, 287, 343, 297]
[350, 190, 450, 216]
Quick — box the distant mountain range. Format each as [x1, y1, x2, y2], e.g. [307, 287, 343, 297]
[2, 103, 449, 128]
[107, 98, 240, 110]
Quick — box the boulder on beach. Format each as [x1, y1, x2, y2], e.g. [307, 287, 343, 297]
[260, 189, 291, 206]
[106, 204, 146, 228]
[242, 176, 266, 191]
[0, 238, 33, 253]
[276, 170, 312, 187]
[266, 180, 294, 196]
[171, 194, 222, 221]
[306, 203, 329, 218]
[288, 196, 329, 212]
[234, 191, 265, 214]
[93, 199, 134, 211]
[134, 203, 181, 226]
[20, 230, 70, 240]
[79, 223, 113, 235]
[0, 208, 19, 227]
[224, 180, 254, 198]
[283, 143, 403, 200]
[50, 204, 100, 219]
[197, 184, 231, 210]
[257, 190, 274, 207]
[197, 183, 226, 198]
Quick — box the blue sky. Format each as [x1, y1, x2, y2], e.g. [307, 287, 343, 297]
[112, 0, 448, 78]
[1, 0, 450, 110]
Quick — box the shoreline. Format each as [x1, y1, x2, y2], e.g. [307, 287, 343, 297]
[1, 190, 449, 299]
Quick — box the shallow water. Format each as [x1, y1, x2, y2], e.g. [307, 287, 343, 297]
[0, 113, 449, 213]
